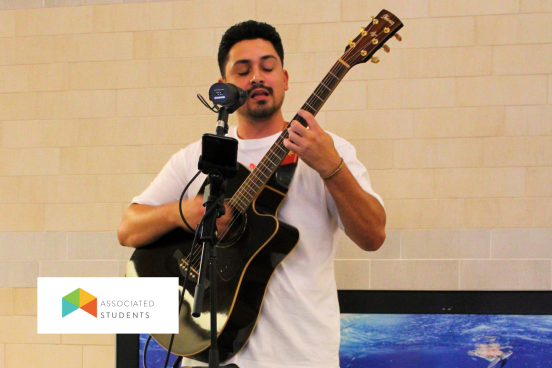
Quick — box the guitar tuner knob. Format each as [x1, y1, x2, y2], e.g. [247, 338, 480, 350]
[394, 33, 402, 42]
[383, 44, 390, 53]
[371, 16, 379, 24]
[384, 27, 390, 33]
[360, 27, 365, 32]
[371, 56, 380, 64]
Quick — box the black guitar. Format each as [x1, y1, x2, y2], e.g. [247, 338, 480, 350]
[125, 10, 403, 363]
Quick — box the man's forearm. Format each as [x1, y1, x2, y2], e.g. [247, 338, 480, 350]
[323, 164, 386, 251]
[117, 202, 190, 248]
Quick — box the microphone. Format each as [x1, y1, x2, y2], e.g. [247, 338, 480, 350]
[208, 82, 248, 113]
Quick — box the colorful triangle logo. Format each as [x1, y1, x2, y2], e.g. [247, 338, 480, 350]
[62, 288, 97, 318]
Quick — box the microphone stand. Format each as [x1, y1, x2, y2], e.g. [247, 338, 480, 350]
[184, 106, 239, 368]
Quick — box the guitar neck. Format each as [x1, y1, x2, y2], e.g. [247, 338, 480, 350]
[228, 60, 350, 213]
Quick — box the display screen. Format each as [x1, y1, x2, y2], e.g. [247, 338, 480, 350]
[340, 313, 552, 368]
[140, 314, 552, 368]
[120, 292, 552, 368]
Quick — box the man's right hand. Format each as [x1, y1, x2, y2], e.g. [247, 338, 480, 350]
[117, 195, 234, 249]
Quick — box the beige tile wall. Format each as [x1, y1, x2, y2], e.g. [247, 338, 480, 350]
[0, 0, 551, 366]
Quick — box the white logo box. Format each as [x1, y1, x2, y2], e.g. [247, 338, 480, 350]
[38, 277, 179, 334]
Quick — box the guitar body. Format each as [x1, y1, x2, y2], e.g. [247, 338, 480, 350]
[126, 163, 299, 362]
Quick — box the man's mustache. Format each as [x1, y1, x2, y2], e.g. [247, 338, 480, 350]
[248, 84, 273, 96]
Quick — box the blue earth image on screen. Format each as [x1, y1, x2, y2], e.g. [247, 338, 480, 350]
[339, 314, 552, 368]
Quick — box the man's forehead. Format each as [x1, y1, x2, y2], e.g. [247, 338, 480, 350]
[231, 55, 278, 67]
[227, 39, 281, 64]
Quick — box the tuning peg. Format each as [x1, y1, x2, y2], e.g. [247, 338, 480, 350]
[394, 33, 402, 42]
[360, 27, 365, 32]
[371, 16, 379, 24]
[370, 56, 380, 64]
[383, 44, 390, 53]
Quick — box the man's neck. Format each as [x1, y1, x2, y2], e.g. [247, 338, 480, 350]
[236, 111, 286, 140]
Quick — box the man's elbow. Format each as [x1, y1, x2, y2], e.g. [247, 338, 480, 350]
[358, 228, 386, 252]
[117, 210, 140, 248]
[117, 221, 133, 248]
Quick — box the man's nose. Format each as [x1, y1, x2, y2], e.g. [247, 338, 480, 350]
[250, 70, 265, 85]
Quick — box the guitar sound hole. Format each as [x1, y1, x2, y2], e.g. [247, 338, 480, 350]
[217, 212, 247, 248]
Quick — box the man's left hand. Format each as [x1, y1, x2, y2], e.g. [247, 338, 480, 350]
[283, 110, 342, 177]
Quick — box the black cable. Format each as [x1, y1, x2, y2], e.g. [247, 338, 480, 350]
[172, 356, 183, 368]
[162, 170, 205, 368]
[162, 192, 224, 368]
[163, 229, 202, 368]
[197, 93, 219, 113]
[179, 170, 202, 233]
[143, 334, 152, 368]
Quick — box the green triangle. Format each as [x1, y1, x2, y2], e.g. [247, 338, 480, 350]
[62, 298, 79, 317]
[62, 288, 80, 307]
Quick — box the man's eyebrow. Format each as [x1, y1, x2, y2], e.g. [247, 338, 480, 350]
[231, 55, 278, 67]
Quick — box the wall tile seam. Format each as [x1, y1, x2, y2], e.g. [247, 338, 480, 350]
[488, 257, 552, 261]
[4, 174, 154, 177]
[428, 13, 521, 18]
[2, 24, 247, 38]
[453, 74, 551, 81]
[41, 259, 126, 262]
[0, 57, 215, 67]
[338, 258, 516, 261]
[15, 198, 143, 205]
[0, 57, 216, 68]
[490, 42, 552, 48]
[353, 137, 485, 142]
[488, 71, 552, 77]
[0, 31, 138, 41]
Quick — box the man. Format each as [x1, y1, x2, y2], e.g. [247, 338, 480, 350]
[118, 21, 386, 368]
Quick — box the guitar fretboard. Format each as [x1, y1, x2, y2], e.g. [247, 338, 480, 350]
[228, 61, 350, 213]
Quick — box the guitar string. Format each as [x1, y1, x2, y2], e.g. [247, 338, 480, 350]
[183, 25, 390, 271]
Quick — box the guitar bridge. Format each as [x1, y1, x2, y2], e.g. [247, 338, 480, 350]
[173, 249, 209, 288]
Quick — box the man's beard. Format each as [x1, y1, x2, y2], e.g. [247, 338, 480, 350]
[238, 84, 284, 122]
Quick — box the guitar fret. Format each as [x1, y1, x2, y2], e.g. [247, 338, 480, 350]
[312, 93, 324, 102]
[320, 82, 331, 91]
[304, 101, 317, 112]
[328, 71, 340, 80]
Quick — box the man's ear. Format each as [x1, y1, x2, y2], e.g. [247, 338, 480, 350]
[283, 69, 289, 91]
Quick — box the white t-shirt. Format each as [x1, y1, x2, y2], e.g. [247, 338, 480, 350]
[133, 125, 383, 368]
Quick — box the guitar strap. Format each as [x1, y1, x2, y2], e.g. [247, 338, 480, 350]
[272, 150, 299, 192]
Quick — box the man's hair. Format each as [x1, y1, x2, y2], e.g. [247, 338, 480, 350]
[218, 20, 284, 78]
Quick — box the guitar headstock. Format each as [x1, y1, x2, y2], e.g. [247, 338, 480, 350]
[342, 9, 403, 67]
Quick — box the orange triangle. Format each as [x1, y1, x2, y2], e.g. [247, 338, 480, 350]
[80, 298, 97, 318]
[79, 288, 96, 307]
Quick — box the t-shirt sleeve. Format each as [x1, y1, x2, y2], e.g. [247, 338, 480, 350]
[324, 135, 384, 231]
[131, 144, 199, 206]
